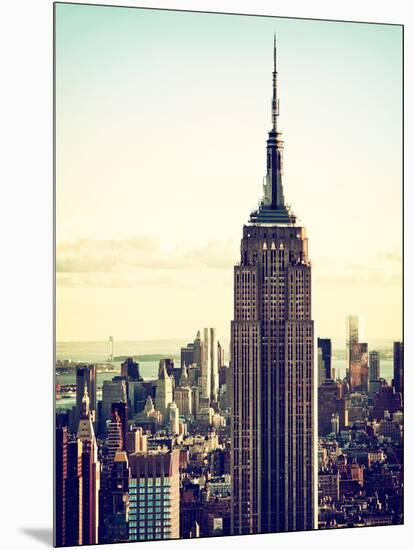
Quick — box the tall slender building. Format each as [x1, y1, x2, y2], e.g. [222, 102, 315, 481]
[210, 328, 219, 402]
[231, 38, 315, 535]
[155, 361, 173, 423]
[201, 328, 211, 400]
[393, 341, 403, 395]
[346, 316, 368, 392]
[317, 338, 332, 381]
[55, 424, 68, 547]
[369, 350, 381, 394]
[76, 365, 97, 426]
[77, 384, 100, 545]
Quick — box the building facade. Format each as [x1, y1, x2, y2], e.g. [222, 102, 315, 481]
[128, 450, 180, 542]
[369, 351, 381, 394]
[346, 316, 369, 392]
[393, 341, 403, 395]
[231, 39, 315, 535]
[317, 338, 332, 383]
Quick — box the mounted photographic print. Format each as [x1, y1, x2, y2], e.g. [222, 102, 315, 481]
[54, 2, 403, 546]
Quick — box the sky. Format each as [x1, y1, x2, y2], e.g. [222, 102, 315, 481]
[55, 3, 402, 347]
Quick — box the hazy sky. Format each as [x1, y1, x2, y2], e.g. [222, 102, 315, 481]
[55, 3, 402, 346]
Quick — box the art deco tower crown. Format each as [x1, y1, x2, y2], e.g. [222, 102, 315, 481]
[250, 35, 296, 226]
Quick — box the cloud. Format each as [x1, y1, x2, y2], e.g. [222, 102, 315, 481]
[316, 270, 402, 287]
[56, 236, 237, 287]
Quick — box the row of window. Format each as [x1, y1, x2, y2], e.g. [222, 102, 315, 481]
[130, 478, 171, 488]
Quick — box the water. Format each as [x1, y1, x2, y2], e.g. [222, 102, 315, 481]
[56, 340, 186, 363]
[55, 360, 160, 412]
[332, 358, 393, 384]
[55, 342, 394, 413]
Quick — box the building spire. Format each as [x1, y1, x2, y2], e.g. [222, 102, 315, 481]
[81, 381, 90, 417]
[249, 36, 296, 225]
[271, 33, 279, 131]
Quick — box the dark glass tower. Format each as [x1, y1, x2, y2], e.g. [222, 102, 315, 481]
[231, 38, 315, 535]
[393, 341, 403, 395]
[317, 338, 332, 380]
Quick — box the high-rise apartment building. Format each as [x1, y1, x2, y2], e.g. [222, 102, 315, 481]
[231, 38, 315, 535]
[346, 316, 369, 392]
[128, 450, 180, 542]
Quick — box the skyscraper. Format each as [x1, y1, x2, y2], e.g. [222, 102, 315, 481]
[55, 424, 68, 547]
[100, 451, 130, 544]
[155, 361, 173, 423]
[201, 328, 211, 401]
[121, 357, 142, 381]
[317, 338, 332, 382]
[210, 328, 219, 402]
[369, 350, 381, 394]
[65, 439, 83, 546]
[77, 384, 100, 545]
[106, 408, 123, 465]
[193, 330, 203, 370]
[393, 341, 403, 395]
[174, 366, 192, 417]
[128, 450, 180, 542]
[101, 378, 127, 434]
[346, 315, 369, 392]
[231, 38, 315, 535]
[181, 342, 195, 368]
[76, 365, 97, 426]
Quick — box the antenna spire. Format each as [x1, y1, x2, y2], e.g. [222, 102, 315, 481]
[271, 33, 279, 130]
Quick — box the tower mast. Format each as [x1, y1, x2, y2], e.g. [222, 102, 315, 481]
[271, 34, 279, 131]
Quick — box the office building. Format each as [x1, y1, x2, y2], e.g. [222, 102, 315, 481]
[77, 384, 100, 545]
[76, 364, 97, 426]
[100, 451, 130, 543]
[393, 341, 403, 394]
[121, 357, 142, 381]
[55, 424, 68, 547]
[181, 342, 195, 368]
[128, 450, 180, 541]
[317, 338, 332, 381]
[231, 39, 315, 534]
[346, 316, 368, 392]
[155, 361, 173, 423]
[201, 328, 211, 401]
[369, 351, 381, 394]
[210, 328, 219, 402]
[101, 379, 127, 433]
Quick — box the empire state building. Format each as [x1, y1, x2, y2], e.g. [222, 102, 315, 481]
[231, 38, 316, 535]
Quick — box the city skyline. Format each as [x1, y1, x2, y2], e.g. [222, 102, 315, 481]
[56, 4, 402, 343]
[55, 6, 404, 546]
